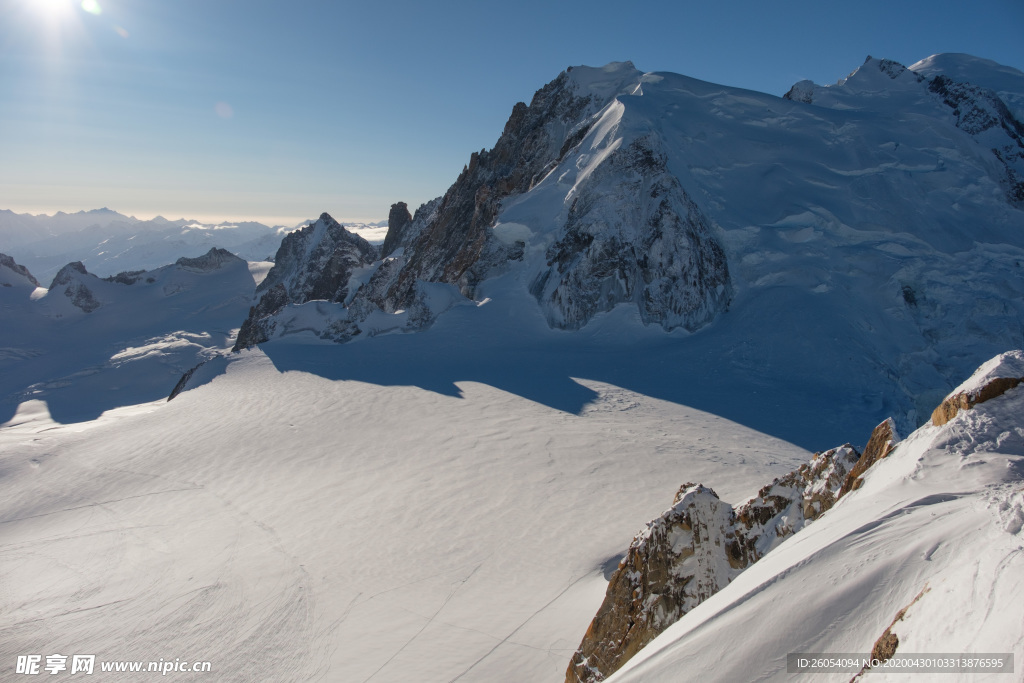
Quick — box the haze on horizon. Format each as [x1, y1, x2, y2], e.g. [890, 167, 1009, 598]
[1, 0, 1022, 226]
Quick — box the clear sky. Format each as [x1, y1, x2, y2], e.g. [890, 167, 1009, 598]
[2, 0, 1022, 227]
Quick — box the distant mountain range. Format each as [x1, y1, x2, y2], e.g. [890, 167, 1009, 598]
[0, 208, 387, 280]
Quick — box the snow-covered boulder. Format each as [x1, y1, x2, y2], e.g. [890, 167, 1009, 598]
[931, 349, 1024, 426]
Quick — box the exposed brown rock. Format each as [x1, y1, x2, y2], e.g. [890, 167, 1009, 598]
[931, 377, 1023, 426]
[566, 445, 862, 683]
[851, 585, 930, 681]
[839, 418, 900, 497]
[871, 632, 899, 661]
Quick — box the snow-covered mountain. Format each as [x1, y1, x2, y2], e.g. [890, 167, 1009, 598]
[0, 250, 260, 425]
[1, 53, 1022, 683]
[237, 54, 1024, 439]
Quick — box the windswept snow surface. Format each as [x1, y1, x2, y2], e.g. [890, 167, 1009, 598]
[609, 356, 1024, 683]
[0, 337, 812, 682]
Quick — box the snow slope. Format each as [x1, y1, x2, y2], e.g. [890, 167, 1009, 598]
[0, 338, 811, 682]
[609, 352, 1024, 682]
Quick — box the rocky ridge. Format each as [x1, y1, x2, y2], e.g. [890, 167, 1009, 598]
[565, 436, 872, 682]
[175, 247, 245, 272]
[46, 247, 248, 315]
[0, 252, 40, 288]
[568, 351, 1024, 682]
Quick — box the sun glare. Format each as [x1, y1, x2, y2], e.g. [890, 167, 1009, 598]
[30, 0, 73, 19]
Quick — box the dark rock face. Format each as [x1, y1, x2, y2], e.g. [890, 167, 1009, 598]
[50, 262, 102, 313]
[927, 74, 1024, 202]
[233, 214, 378, 349]
[566, 444, 862, 683]
[783, 80, 815, 104]
[0, 253, 40, 287]
[257, 213, 378, 302]
[381, 202, 413, 258]
[234, 283, 291, 350]
[104, 270, 147, 285]
[531, 136, 731, 331]
[379, 70, 605, 310]
[877, 58, 908, 80]
[175, 247, 245, 272]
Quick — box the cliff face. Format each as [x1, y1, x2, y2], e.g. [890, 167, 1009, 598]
[530, 134, 730, 331]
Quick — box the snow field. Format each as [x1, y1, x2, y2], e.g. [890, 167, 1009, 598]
[0, 345, 810, 682]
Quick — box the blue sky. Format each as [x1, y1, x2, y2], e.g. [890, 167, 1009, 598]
[2, 0, 1022, 226]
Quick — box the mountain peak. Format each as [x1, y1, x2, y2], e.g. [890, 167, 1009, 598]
[565, 60, 643, 99]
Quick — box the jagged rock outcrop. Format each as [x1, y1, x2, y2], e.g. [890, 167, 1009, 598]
[783, 79, 815, 103]
[567, 360, 1024, 683]
[168, 360, 207, 401]
[233, 214, 378, 349]
[566, 441, 864, 683]
[381, 202, 413, 258]
[49, 262, 102, 313]
[175, 247, 245, 272]
[104, 269, 148, 285]
[377, 66, 626, 310]
[530, 135, 731, 331]
[928, 74, 1024, 202]
[931, 349, 1024, 425]
[838, 418, 900, 496]
[0, 253, 40, 287]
